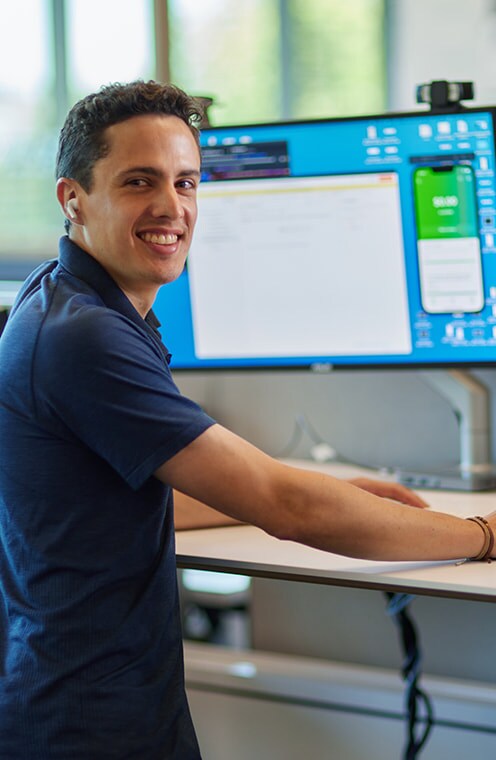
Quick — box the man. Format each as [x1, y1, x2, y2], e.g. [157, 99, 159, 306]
[0, 80, 493, 760]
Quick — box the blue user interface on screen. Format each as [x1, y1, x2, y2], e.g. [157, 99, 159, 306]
[153, 109, 496, 370]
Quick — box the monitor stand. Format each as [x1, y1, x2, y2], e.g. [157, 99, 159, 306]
[396, 369, 496, 491]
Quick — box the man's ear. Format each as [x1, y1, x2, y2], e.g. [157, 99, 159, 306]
[56, 178, 83, 226]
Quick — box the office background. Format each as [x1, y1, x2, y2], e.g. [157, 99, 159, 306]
[2, 2, 496, 757]
[2, 0, 496, 479]
[174, 0, 496, 475]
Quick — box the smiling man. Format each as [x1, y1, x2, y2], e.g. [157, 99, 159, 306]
[57, 113, 200, 317]
[0, 80, 494, 760]
[0, 82, 212, 760]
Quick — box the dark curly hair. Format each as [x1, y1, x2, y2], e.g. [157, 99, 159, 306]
[56, 80, 204, 230]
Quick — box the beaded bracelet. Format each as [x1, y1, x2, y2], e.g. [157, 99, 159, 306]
[466, 516, 494, 562]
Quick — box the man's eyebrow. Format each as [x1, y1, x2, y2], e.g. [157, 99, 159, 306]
[116, 166, 201, 180]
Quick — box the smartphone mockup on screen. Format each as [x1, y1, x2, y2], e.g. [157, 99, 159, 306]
[413, 164, 484, 314]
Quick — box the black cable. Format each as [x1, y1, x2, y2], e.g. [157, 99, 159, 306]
[385, 593, 435, 760]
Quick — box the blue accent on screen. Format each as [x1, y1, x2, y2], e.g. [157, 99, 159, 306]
[154, 108, 496, 370]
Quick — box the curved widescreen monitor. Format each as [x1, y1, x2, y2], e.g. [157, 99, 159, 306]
[154, 107, 496, 371]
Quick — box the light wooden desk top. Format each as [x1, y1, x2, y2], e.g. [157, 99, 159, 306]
[175, 460, 496, 602]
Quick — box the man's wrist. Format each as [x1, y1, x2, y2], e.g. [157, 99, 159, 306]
[466, 516, 494, 562]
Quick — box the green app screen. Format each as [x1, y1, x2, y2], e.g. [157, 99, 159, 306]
[414, 165, 478, 239]
[413, 165, 483, 314]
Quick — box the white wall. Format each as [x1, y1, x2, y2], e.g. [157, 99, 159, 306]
[388, 0, 496, 110]
[175, 368, 466, 471]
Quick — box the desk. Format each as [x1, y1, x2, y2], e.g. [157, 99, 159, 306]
[177, 462, 496, 759]
[176, 461, 496, 602]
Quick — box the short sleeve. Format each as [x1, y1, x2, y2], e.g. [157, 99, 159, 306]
[34, 304, 215, 489]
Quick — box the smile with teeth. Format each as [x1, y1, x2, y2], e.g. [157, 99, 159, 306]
[140, 232, 179, 245]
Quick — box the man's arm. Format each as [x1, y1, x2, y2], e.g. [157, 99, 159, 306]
[157, 423, 495, 561]
[174, 490, 241, 530]
[173, 470, 428, 532]
[173, 481, 426, 531]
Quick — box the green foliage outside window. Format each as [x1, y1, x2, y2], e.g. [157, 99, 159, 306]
[0, 0, 386, 262]
[168, 0, 386, 125]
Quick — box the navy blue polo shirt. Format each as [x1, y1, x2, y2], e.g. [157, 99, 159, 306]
[0, 237, 214, 759]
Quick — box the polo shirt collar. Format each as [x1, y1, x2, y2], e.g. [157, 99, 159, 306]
[58, 236, 170, 360]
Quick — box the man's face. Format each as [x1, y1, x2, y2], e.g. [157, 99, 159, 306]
[68, 114, 201, 314]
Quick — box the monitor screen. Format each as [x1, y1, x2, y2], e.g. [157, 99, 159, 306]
[154, 107, 496, 370]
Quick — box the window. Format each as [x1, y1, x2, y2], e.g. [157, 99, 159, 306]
[0, 0, 386, 262]
[0, 0, 154, 262]
[0, 1, 56, 260]
[65, 0, 153, 104]
[168, 0, 386, 125]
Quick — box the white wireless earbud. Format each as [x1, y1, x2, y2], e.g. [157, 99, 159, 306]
[67, 199, 79, 220]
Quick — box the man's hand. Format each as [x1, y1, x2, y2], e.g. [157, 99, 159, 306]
[347, 477, 430, 509]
